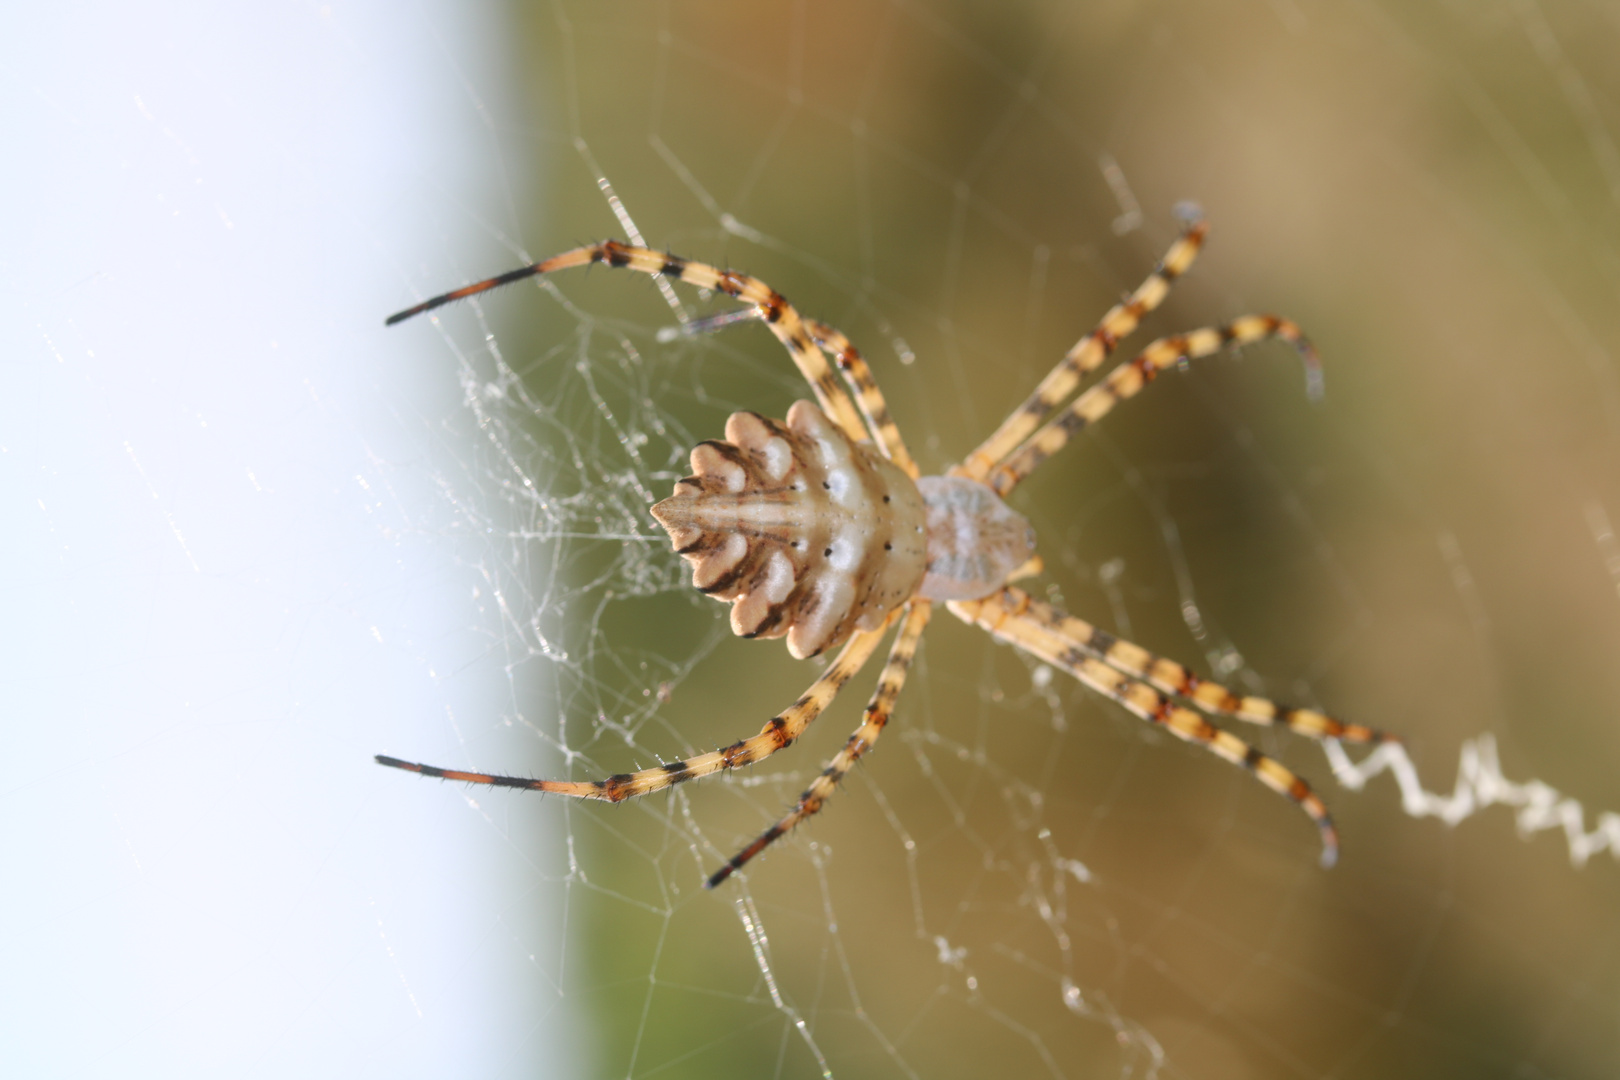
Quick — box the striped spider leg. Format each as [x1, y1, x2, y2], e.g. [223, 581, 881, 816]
[384, 241, 875, 449]
[657, 307, 917, 477]
[954, 204, 1211, 482]
[949, 213, 1391, 867]
[950, 587, 1384, 867]
[707, 600, 932, 888]
[378, 614, 893, 872]
[982, 314, 1321, 497]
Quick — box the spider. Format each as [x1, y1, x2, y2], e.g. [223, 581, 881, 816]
[377, 207, 1393, 888]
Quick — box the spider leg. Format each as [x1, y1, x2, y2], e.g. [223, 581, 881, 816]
[948, 588, 1340, 867]
[958, 586, 1391, 744]
[801, 318, 918, 477]
[957, 211, 1208, 482]
[386, 241, 869, 445]
[655, 311, 912, 471]
[986, 315, 1320, 496]
[375, 615, 893, 804]
[707, 601, 932, 888]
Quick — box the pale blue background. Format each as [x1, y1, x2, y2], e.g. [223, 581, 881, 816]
[2, 4, 573, 1075]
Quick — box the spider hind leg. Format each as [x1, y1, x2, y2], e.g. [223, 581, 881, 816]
[387, 241, 871, 446]
[375, 619, 890, 815]
[707, 601, 932, 887]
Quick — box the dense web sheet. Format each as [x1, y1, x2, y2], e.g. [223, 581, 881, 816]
[366, 3, 1620, 1076]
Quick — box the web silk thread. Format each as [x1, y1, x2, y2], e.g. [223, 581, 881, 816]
[1326, 734, 1620, 867]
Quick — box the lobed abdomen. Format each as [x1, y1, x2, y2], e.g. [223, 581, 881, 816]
[651, 401, 928, 659]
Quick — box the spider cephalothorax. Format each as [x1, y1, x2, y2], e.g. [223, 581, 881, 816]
[378, 214, 1394, 888]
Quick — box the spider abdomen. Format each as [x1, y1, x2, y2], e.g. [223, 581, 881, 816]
[651, 401, 928, 659]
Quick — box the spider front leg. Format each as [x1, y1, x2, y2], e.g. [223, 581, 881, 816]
[958, 210, 1210, 481]
[376, 616, 892, 806]
[707, 601, 933, 888]
[964, 586, 1391, 745]
[949, 589, 1341, 867]
[987, 315, 1320, 496]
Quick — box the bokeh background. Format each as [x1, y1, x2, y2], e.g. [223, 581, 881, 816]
[7, 1, 1620, 1077]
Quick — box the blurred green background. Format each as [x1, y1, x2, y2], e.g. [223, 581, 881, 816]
[413, 1, 1620, 1076]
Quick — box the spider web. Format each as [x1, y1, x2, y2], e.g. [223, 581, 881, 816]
[11, 1, 1620, 1078]
[372, 2, 1620, 1076]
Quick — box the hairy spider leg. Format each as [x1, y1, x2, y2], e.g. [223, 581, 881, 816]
[957, 214, 1209, 482]
[986, 315, 1322, 496]
[708, 601, 933, 888]
[386, 240, 870, 445]
[376, 615, 894, 804]
[802, 318, 918, 478]
[949, 588, 1340, 868]
[965, 587, 1391, 744]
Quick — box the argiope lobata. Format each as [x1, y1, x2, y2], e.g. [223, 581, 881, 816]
[377, 206, 1394, 888]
